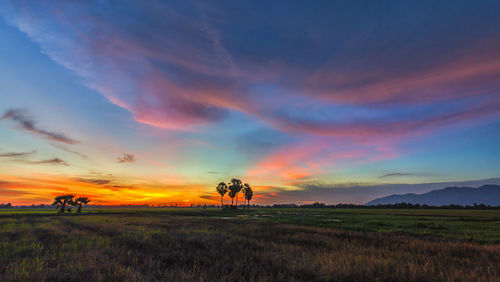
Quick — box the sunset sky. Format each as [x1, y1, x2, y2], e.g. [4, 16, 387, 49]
[1, 1, 500, 205]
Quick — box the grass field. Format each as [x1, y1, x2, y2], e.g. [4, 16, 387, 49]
[1, 208, 499, 281]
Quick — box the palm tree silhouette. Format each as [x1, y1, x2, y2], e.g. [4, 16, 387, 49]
[216, 182, 228, 208]
[242, 183, 253, 209]
[75, 197, 91, 213]
[228, 178, 243, 208]
[228, 189, 236, 206]
[52, 195, 74, 213]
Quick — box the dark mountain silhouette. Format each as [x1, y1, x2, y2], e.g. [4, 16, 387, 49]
[366, 184, 500, 206]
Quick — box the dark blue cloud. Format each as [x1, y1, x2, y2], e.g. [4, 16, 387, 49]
[1, 109, 78, 144]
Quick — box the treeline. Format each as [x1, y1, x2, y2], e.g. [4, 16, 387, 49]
[271, 202, 500, 209]
[4, 201, 499, 209]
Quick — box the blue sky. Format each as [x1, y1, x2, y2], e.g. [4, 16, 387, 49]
[1, 1, 499, 205]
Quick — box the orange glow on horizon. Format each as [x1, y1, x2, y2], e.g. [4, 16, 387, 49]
[0, 173, 270, 206]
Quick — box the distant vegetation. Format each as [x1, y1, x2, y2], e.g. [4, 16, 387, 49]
[216, 178, 253, 209]
[3, 202, 500, 210]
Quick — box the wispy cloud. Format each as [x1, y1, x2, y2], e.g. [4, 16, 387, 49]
[77, 178, 111, 185]
[29, 158, 69, 166]
[0, 150, 36, 157]
[117, 153, 135, 163]
[380, 173, 414, 178]
[379, 172, 434, 179]
[0, 150, 69, 167]
[104, 185, 134, 192]
[199, 194, 216, 200]
[1, 109, 78, 144]
[52, 144, 88, 159]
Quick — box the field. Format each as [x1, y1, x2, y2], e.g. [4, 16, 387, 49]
[1, 208, 499, 281]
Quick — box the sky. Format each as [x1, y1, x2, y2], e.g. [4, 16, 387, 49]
[1, 1, 500, 205]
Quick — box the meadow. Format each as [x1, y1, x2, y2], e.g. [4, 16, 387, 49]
[0, 208, 499, 281]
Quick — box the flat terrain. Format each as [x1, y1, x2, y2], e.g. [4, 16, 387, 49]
[1, 208, 499, 281]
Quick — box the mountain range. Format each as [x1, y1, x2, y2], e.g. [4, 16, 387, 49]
[366, 184, 500, 206]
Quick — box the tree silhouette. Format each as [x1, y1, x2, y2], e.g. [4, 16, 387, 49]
[228, 189, 236, 206]
[228, 178, 243, 207]
[216, 182, 228, 208]
[75, 197, 91, 213]
[52, 195, 74, 213]
[242, 183, 253, 209]
[241, 183, 249, 207]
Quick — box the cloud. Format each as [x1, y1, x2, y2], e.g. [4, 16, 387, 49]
[0, 2, 231, 130]
[199, 194, 217, 200]
[0, 150, 35, 157]
[117, 153, 135, 163]
[29, 158, 69, 166]
[262, 97, 500, 138]
[77, 178, 111, 185]
[104, 185, 134, 192]
[2, 1, 499, 139]
[380, 173, 414, 178]
[247, 138, 398, 183]
[0, 109, 78, 144]
[301, 51, 500, 105]
[379, 172, 434, 179]
[52, 144, 88, 159]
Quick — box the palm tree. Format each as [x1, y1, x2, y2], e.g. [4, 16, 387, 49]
[241, 184, 249, 207]
[228, 189, 236, 206]
[216, 182, 228, 208]
[242, 183, 253, 209]
[75, 197, 91, 213]
[228, 178, 243, 208]
[52, 195, 74, 213]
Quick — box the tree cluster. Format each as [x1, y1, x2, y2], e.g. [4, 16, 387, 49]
[216, 178, 253, 209]
[52, 195, 91, 213]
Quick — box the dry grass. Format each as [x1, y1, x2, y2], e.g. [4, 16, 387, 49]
[0, 212, 499, 281]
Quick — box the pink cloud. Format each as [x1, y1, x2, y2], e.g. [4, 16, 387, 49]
[260, 97, 500, 139]
[303, 48, 500, 105]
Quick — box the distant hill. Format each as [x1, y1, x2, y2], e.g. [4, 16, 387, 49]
[366, 184, 500, 206]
